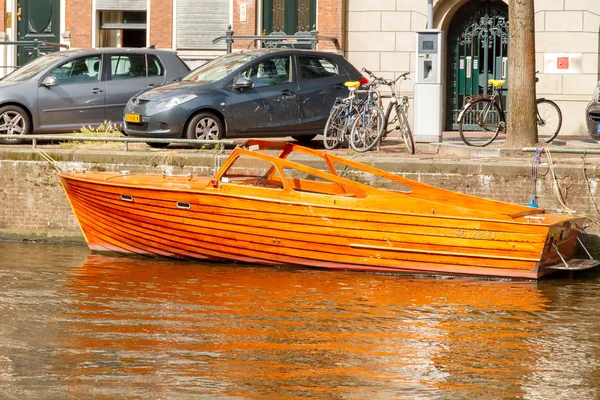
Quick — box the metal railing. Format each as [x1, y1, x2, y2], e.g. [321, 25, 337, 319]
[213, 25, 339, 53]
[0, 134, 238, 152]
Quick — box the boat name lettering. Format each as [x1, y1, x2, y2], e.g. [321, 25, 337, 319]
[456, 229, 496, 239]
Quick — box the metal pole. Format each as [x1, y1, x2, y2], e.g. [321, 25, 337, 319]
[427, 0, 434, 29]
[34, 39, 40, 58]
[225, 25, 234, 54]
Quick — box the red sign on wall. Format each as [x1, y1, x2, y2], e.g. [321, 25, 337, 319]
[557, 57, 569, 70]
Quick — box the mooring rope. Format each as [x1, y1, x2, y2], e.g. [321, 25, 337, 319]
[545, 148, 576, 214]
[581, 150, 600, 229]
[35, 148, 66, 173]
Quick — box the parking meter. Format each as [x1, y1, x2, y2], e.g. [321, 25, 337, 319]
[414, 30, 444, 143]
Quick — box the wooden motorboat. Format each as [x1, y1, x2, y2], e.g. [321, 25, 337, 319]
[58, 139, 599, 279]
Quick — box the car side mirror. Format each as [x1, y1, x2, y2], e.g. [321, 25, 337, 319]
[41, 75, 57, 87]
[233, 77, 253, 90]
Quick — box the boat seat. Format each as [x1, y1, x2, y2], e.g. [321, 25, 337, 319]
[488, 79, 506, 87]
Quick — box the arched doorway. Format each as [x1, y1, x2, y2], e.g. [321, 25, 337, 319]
[446, 0, 508, 130]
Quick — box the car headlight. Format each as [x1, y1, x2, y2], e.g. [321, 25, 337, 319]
[157, 94, 197, 110]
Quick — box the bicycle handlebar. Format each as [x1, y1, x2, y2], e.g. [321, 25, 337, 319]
[361, 67, 410, 88]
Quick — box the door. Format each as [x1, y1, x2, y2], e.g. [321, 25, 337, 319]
[37, 55, 107, 131]
[105, 53, 165, 123]
[446, 0, 508, 130]
[17, 0, 61, 66]
[229, 56, 299, 136]
[263, 0, 316, 35]
[295, 55, 349, 132]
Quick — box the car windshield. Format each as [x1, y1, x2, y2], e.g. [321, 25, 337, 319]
[182, 53, 260, 83]
[1, 52, 71, 83]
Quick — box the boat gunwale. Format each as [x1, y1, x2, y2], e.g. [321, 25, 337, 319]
[58, 172, 582, 228]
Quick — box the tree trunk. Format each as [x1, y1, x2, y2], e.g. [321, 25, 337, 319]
[506, 0, 537, 147]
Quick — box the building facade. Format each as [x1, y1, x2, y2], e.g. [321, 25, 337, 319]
[0, 0, 597, 136]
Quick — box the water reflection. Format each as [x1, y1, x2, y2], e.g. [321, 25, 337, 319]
[1, 243, 600, 398]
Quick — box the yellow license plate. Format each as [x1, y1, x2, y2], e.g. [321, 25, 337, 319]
[125, 113, 141, 123]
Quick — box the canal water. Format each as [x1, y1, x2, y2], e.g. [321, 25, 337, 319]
[2, 242, 600, 399]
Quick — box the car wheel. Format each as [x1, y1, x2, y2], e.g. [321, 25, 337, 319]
[146, 142, 170, 149]
[186, 112, 223, 148]
[0, 105, 31, 145]
[291, 134, 317, 144]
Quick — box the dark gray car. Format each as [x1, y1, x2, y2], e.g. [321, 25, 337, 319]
[123, 49, 362, 147]
[0, 48, 189, 144]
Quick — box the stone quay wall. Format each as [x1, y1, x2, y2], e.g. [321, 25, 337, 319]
[1, 148, 600, 245]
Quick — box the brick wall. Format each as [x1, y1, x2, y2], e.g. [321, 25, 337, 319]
[65, 0, 71, 40]
[232, 0, 257, 50]
[0, 1, 5, 32]
[2, 155, 600, 244]
[317, 0, 344, 51]
[70, 0, 93, 47]
[150, 0, 173, 48]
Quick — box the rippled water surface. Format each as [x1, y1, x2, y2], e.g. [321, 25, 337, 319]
[2, 242, 600, 399]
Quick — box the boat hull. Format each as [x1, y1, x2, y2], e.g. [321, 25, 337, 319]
[58, 173, 584, 279]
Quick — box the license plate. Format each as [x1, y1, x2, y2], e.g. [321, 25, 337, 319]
[125, 113, 141, 123]
[596, 124, 600, 134]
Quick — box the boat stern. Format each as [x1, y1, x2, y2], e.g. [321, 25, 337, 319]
[539, 217, 600, 276]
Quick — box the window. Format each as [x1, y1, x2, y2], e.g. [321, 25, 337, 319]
[51, 56, 102, 84]
[298, 57, 339, 80]
[176, 0, 230, 50]
[147, 55, 164, 77]
[263, 0, 316, 35]
[98, 11, 147, 48]
[110, 54, 160, 80]
[240, 57, 291, 88]
[184, 53, 259, 83]
[2, 52, 69, 83]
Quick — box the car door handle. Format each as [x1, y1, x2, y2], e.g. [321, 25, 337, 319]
[334, 83, 345, 89]
[91, 88, 104, 94]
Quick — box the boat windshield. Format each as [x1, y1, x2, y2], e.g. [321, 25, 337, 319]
[182, 53, 260, 83]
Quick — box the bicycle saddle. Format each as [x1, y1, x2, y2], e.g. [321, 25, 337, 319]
[344, 81, 361, 88]
[488, 79, 506, 87]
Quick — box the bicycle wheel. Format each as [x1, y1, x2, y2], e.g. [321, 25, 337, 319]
[536, 99, 562, 143]
[385, 104, 414, 154]
[458, 98, 503, 147]
[349, 105, 385, 152]
[323, 106, 346, 150]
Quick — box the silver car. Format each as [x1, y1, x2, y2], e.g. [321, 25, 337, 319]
[0, 48, 189, 144]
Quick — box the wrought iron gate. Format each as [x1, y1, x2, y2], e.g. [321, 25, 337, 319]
[446, 0, 509, 130]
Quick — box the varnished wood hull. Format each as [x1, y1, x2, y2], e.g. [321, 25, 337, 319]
[58, 173, 583, 279]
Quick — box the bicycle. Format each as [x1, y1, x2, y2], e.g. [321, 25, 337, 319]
[457, 77, 562, 147]
[348, 78, 386, 153]
[323, 78, 381, 150]
[361, 69, 414, 154]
